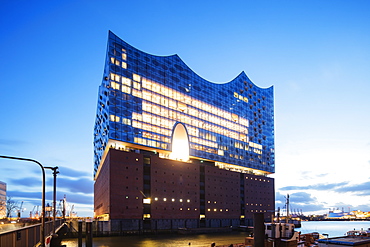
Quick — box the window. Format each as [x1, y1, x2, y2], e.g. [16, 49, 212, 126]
[122, 77, 131, 86]
[122, 118, 131, 125]
[110, 81, 120, 90]
[133, 81, 141, 90]
[122, 85, 131, 94]
[133, 73, 141, 82]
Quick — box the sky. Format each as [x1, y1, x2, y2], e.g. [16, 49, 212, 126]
[1, 0, 369, 217]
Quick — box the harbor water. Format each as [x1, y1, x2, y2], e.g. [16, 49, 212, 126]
[61, 231, 248, 247]
[61, 221, 370, 247]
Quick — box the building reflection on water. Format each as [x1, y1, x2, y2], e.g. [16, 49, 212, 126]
[61, 231, 248, 247]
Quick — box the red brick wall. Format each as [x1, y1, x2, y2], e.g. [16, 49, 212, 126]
[94, 149, 144, 219]
[94, 152, 110, 217]
[109, 150, 144, 219]
[244, 174, 275, 219]
[204, 166, 240, 219]
[150, 156, 200, 219]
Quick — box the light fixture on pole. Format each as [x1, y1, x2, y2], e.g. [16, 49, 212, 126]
[0, 155, 46, 247]
[44, 166, 59, 234]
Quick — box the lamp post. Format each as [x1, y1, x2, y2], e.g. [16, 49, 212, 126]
[0, 155, 46, 247]
[44, 166, 59, 234]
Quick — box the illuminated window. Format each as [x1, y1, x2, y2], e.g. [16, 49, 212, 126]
[109, 115, 120, 122]
[161, 97, 169, 107]
[110, 81, 120, 90]
[133, 81, 141, 90]
[111, 73, 120, 82]
[178, 102, 187, 112]
[122, 53, 127, 60]
[143, 198, 151, 204]
[132, 89, 141, 97]
[122, 118, 131, 125]
[168, 99, 177, 109]
[133, 73, 141, 82]
[122, 85, 131, 94]
[170, 123, 189, 161]
[122, 77, 131, 86]
[110, 57, 120, 66]
[132, 121, 142, 128]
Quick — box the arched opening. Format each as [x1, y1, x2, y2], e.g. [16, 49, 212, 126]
[170, 123, 189, 161]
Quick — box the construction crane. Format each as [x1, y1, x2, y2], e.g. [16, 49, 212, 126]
[30, 205, 36, 218]
[17, 201, 24, 219]
[35, 205, 39, 219]
[69, 205, 74, 218]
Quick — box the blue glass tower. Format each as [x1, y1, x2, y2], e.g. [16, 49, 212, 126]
[94, 31, 274, 179]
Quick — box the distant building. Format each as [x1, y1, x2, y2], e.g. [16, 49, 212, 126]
[94, 31, 275, 231]
[0, 181, 6, 219]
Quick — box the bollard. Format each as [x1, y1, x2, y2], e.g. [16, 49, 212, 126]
[253, 213, 265, 247]
[78, 221, 82, 247]
[86, 220, 93, 247]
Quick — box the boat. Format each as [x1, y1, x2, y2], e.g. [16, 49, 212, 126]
[346, 229, 370, 237]
[275, 194, 302, 228]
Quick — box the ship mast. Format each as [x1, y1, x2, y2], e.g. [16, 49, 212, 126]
[286, 194, 290, 223]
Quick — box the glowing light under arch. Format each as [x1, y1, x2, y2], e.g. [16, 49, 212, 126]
[170, 123, 189, 161]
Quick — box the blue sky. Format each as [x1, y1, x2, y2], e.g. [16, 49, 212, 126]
[1, 0, 369, 217]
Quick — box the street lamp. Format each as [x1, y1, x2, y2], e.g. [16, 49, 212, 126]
[0, 155, 46, 247]
[44, 166, 59, 234]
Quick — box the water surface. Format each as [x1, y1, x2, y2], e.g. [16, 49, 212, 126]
[61, 221, 370, 247]
[62, 231, 248, 247]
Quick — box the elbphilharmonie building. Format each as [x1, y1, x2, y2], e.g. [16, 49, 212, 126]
[94, 31, 275, 231]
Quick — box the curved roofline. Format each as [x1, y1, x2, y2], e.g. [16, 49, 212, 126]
[109, 30, 273, 90]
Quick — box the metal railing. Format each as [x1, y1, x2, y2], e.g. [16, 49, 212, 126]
[0, 219, 65, 247]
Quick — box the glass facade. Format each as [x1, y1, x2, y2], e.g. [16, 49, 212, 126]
[94, 31, 274, 178]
